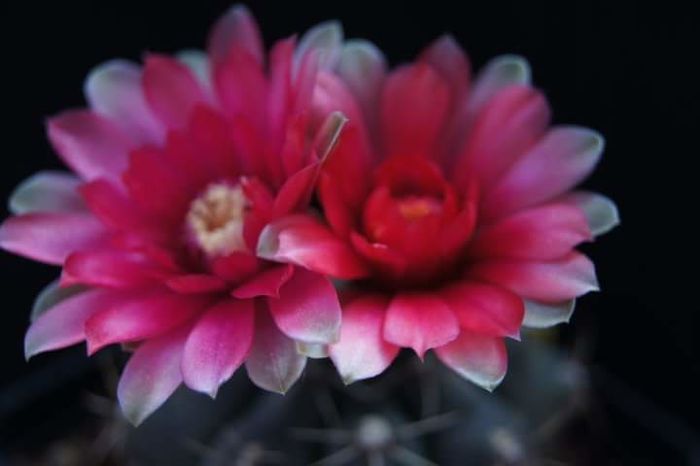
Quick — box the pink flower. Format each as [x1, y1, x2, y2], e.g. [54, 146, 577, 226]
[259, 34, 618, 387]
[0, 6, 350, 425]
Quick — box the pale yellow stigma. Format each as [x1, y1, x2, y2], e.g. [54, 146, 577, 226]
[187, 182, 248, 257]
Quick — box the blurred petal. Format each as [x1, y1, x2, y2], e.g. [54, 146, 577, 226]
[208, 4, 263, 64]
[561, 191, 620, 236]
[232, 264, 294, 299]
[435, 330, 507, 391]
[9, 171, 84, 215]
[30, 279, 86, 323]
[522, 299, 576, 328]
[296, 20, 343, 70]
[337, 39, 386, 128]
[467, 55, 530, 117]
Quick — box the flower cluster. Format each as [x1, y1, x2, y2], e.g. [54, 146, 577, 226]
[0, 5, 617, 425]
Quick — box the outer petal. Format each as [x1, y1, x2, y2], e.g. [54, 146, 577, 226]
[232, 264, 294, 299]
[181, 299, 255, 397]
[522, 299, 577, 328]
[469, 202, 591, 260]
[440, 281, 524, 339]
[467, 55, 531, 117]
[483, 126, 605, 219]
[295, 21, 343, 70]
[84, 59, 164, 144]
[24, 288, 123, 359]
[245, 306, 306, 394]
[420, 35, 470, 102]
[177, 50, 213, 98]
[208, 4, 264, 64]
[258, 215, 369, 280]
[84, 290, 211, 354]
[383, 293, 460, 358]
[30, 280, 86, 323]
[267, 269, 341, 344]
[47, 110, 134, 180]
[9, 171, 84, 215]
[0, 212, 108, 265]
[329, 295, 399, 384]
[435, 330, 508, 391]
[62, 249, 176, 288]
[117, 325, 190, 426]
[467, 252, 599, 302]
[561, 191, 620, 236]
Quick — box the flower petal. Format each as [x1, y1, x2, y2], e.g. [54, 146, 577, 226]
[258, 215, 369, 280]
[522, 299, 577, 328]
[467, 55, 530, 117]
[181, 299, 255, 397]
[62, 249, 176, 288]
[0, 212, 108, 265]
[337, 39, 386, 129]
[383, 293, 460, 358]
[25, 289, 123, 359]
[30, 279, 87, 323]
[296, 20, 343, 70]
[117, 326, 189, 426]
[165, 274, 228, 294]
[84, 59, 164, 144]
[177, 49, 213, 97]
[483, 126, 604, 220]
[468, 252, 599, 302]
[47, 110, 134, 180]
[329, 295, 399, 384]
[9, 171, 84, 215]
[440, 281, 524, 339]
[208, 4, 263, 64]
[267, 268, 341, 344]
[232, 264, 295, 299]
[435, 330, 508, 391]
[245, 306, 306, 394]
[561, 191, 620, 237]
[84, 290, 211, 354]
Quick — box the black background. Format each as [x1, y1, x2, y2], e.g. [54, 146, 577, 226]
[1, 0, 697, 464]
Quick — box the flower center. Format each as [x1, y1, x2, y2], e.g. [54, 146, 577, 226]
[187, 182, 249, 257]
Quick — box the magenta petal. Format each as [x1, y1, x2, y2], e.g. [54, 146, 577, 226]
[435, 330, 508, 391]
[232, 264, 294, 299]
[166, 274, 228, 294]
[47, 110, 134, 181]
[85, 290, 211, 354]
[24, 289, 123, 359]
[117, 326, 190, 426]
[268, 268, 341, 344]
[181, 299, 255, 397]
[63, 249, 176, 288]
[0, 212, 108, 265]
[329, 295, 399, 384]
[383, 293, 460, 358]
[245, 306, 306, 394]
[208, 4, 264, 64]
[468, 251, 599, 302]
[9, 171, 84, 215]
[440, 281, 524, 339]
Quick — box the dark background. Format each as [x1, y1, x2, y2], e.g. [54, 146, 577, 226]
[1, 0, 697, 464]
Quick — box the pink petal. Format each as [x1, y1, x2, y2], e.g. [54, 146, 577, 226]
[24, 289, 123, 359]
[435, 330, 508, 391]
[0, 212, 108, 265]
[62, 249, 176, 288]
[232, 264, 294, 299]
[258, 215, 369, 280]
[329, 295, 399, 384]
[245, 306, 306, 394]
[420, 35, 470, 103]
[295, 21, 343, 70]
[383, 293, 460, 358]
[467, 252, 599, 302]
[483, 126, 604, 220]
[522, 299, 576, 328]
[181, 299, 255, 397]
[380, 63, 450, 158]
[560, 191, 620, 237]
[208, 4, 264, 65]
[84, 290, 211, 354]
[117, 325, 190, 426]
[9, 171, 84, 215]
[143, 55, 206, 128]
[85, 59, 165, 144]
[47, 110, 135, 181]
[453, 85, 550, 190]
[165, 274, 228, 294]
[177, 50, 213, 98]
[467, 55, 531, 117]
[267, 268, 341, 344]
[469, 202, 591, 261]
[440, 281, 524, 339]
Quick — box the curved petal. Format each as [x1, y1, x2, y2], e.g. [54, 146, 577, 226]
[296, 21, 343, 70]
[561, 191, 620, 237]
[25, 289, 124, 359]
[232, 264, 294, 299]
[383, 293, 460, 358]
[337, 39, 386, 130]
[467, 252, 599, 302]
[84, 59, 164, 144]
[177, 50, 213, 98]
[469, 202, 591, 260]
[0, 212, 108, 265]
[47, 110, 134, 180]
[440, 281, 524, 339]
[258, 215, 369, 280]
[420, 34, 470, 102]
[30, 279, 87, 323]
[435, 330, 507, 391]
[165, 274, 228, 294]
[522, 299, 576, 328]
[117, 325, 190, 426]
[181, 299, 255, 397]
[208, 4, 263, 64]
[84, 290, 211, 354]
[483, 126, 604, 220]
[467, 55, 531, 117]
[62, 249, 176, 288]
[267, 269, 341, 344]
[329, 295, 399, 384]
[9, 171, 84, 215]
[245, 306, 306, 394]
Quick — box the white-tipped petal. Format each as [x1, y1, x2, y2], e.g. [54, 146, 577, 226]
[522, 300, 576, 328]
